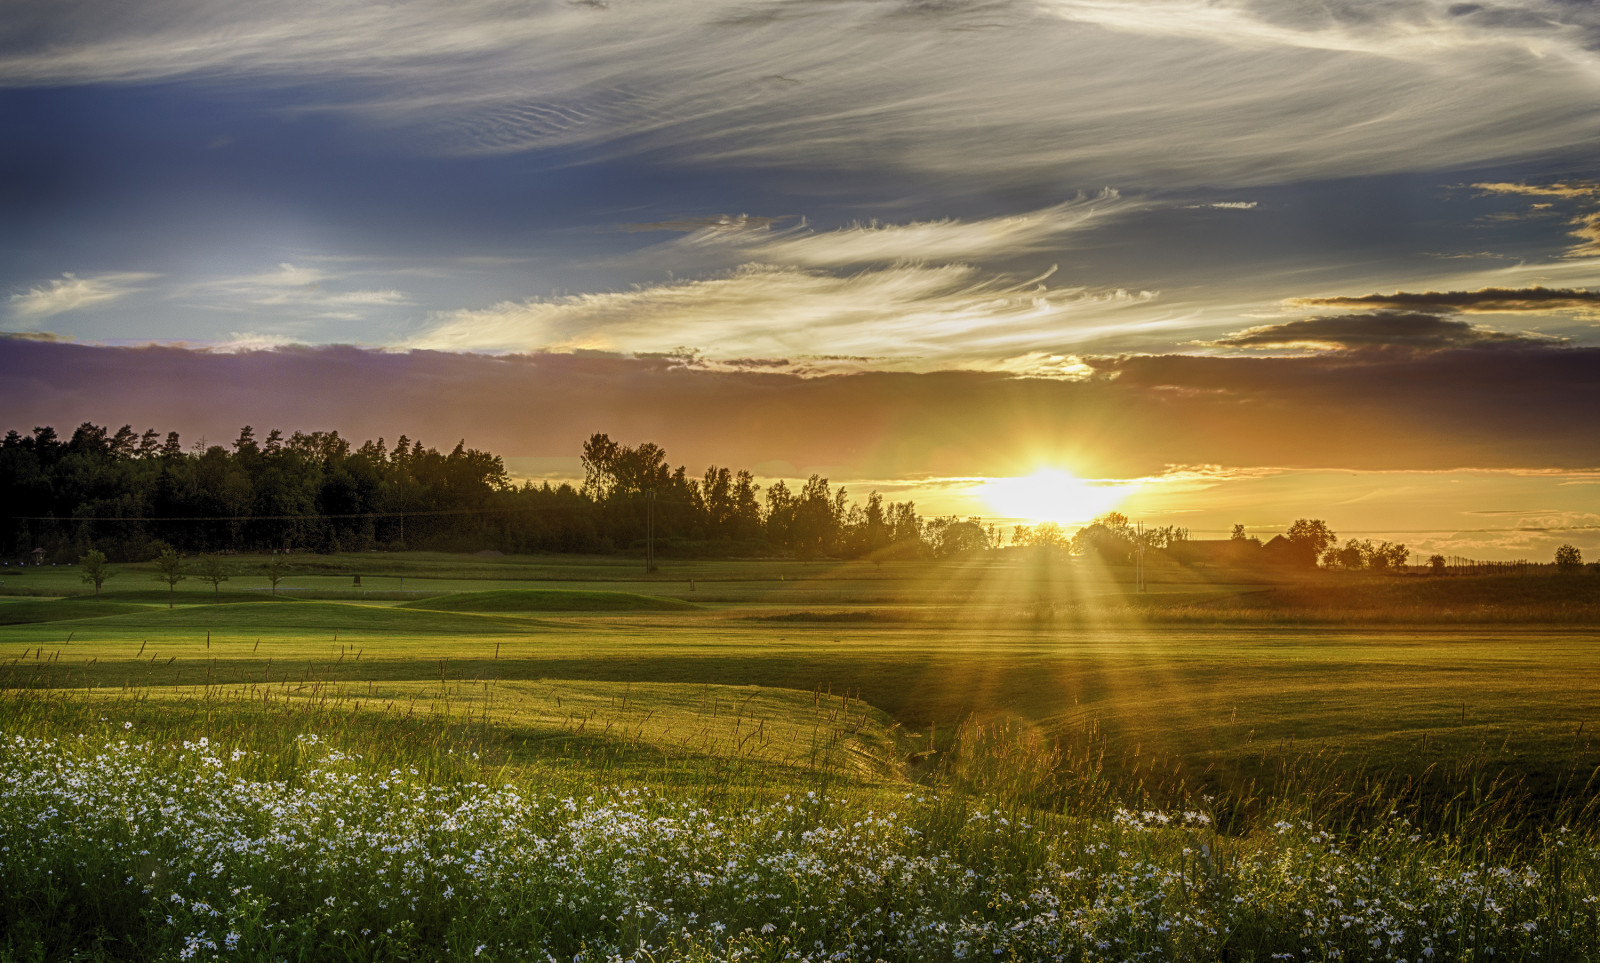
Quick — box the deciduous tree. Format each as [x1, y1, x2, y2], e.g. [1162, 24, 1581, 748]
[264, 555, 288, 596]
[153, 548, 185, 609]
[197, 554, 230, 600]
[78, 549, 113, 595]
[1286, 518, 1336, 567]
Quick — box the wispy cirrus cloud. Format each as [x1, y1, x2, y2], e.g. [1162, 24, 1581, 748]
[8, 272, 157, 323]
[413, 198, 1167, 368]
[2, 1, 1597, 187]
[411, 261, 1158, 369]
[179, 262, 412, 321]
[666, 191, 1139, 269]
[623, 215, 784, 234]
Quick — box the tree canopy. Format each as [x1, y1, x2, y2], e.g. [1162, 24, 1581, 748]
[1, 425, 928, 563]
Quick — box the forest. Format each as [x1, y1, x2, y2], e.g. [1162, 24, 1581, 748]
[0, 423, 961, 562]
[1, 421, 1400, 569]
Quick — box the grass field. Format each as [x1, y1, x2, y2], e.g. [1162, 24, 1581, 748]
[4, 551, 1600, 960]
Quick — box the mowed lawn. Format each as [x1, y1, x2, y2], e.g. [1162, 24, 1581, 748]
[4, 551, 1598, 799]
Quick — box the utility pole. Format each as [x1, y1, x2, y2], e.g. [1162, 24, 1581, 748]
[645, 490, 657, 573]
[1135, 521, 1147, 592]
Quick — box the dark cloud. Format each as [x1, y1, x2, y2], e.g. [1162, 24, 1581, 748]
[718, 358, 796, 370]
[1211, 312, 1556, 350]
[2, 338, 1597, 479]
[0, 330, 70, 342]
[1290, 286, 1600, 313]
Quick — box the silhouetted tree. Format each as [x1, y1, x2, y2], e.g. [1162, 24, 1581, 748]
[4, 422, 926, 562]
[1285, 518, 1336, 567]
[1070, 512, 1135, 562]
[78, 549, 113, 595]
[153, 547, 185, 609]
[926, 517, 989, 558]
[264, 555, 288, 596]
[1014, 521, 1070, 551]
[1325, 538, 1408, 571]
[1556, 544, 1583, 571]
[196, 554, 230, 600]
[1370, 541, 1409, 571]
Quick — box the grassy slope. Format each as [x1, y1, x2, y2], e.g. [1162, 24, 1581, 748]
[6, 554, 1600, 961]
[0, 596, 148, 625]
[4, 556, 1598, 805]
[399, 588, 699, 613]
[5, 614, 1596, 803]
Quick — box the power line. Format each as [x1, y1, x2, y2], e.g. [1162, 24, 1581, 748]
[4, 507, 559, 523]
[0, 492, 709, 525]
[5, 510, 1598, 535]
[1183, 526, 1600, 536]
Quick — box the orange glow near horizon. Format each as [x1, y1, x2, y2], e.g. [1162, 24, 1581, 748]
[981, 468, 1128, 526]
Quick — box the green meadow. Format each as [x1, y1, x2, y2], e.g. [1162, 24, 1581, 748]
[4, 552, 1600, 961]
[5, 553, 1597, 795]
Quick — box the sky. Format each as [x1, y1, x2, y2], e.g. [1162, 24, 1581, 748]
[2, 0, 1598, 559]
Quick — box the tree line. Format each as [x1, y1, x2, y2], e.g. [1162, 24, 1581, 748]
[3, 421, 1403, 570]
[0, 424, 971, 562]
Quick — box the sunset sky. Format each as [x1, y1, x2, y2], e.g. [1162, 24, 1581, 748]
[3, 0, 1598, 559]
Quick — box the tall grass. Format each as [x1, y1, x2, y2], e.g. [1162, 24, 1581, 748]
[5, 686, 1600, 961]
[935, 716, 1600, 852]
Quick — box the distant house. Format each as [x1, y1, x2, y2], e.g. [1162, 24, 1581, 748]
[1261, 534, 1314, 567]
[1172, 539, 1258, 567]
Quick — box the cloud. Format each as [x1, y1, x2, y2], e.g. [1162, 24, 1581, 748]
[979, 352, 1097, 380]
[0, 330, 71, 342]
[622, 215, 784, 233]
[2, 1, 1598, 187]
[324, 289, 412, 306]
[1472, 181, 1599, 201]
[179, 262, 413, 319]
[8, 272, 157, 322]
[1210, 312, 1560, 350]
[1572, 211, 1600, 259]
[3, 336, 1597, 481]
[1287, 286, 1600, 314]
[1470, 182, 1600, 257]
[677, 192, 1138, 269]
[412, 198, 1162, 366]
[411, 260, 1158, 367]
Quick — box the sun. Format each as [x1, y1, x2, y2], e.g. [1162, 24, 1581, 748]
[982, 467, 1126, 525]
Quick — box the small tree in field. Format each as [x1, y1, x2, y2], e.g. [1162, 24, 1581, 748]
[1428, 554, 1446, 573]
[197, 554, 230, 600]
[263, 555, 288, 597]
[153, 548, 185, 609]
[1555, 544, 1583, 571]
[78, 549, 113, 595]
